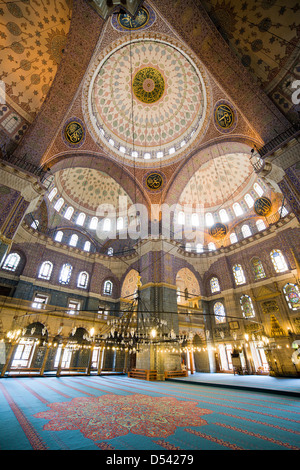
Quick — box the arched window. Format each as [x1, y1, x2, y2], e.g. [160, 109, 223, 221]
[283, 283, 300, 310]
[219, 209, 229, 223]
[59, 263, 72, 285]
[210, 277, 220, 293]
[232, 264, 246, 285]
[2, 252, 21, 272]
[103, 280, 113, 295]
[214, 301, 226, 324]
[278, 205, 288, 217]
[185, 243, 192, 252]
[256, 219, 266, 231]
[48, 187, 57, 201]
[69, 234, 78, 247]
[270, 249, 288, 273]
[208, 242, 216, 251]
[233, 202, 243, 216]
[177, 211, 185, 225]
[107, 247, 113, 256]
[78, 271, 89, 289]
[64, 206, 74, 220]
[54, 197, 64, 212]
[244, 194, 254, 208]
[196, 243, 203, 253]
[84, 241, 91, 252]
[241, 224, 252, 238]
[38, 261, 53, 280]
[103, 218, 111, 232]
[90, 217, 98, 230]
[191, 213, 199, 226]
[55, 231, 63, 242]
[76, 212, 86, 226]
[240, 295, 255, 318]
[230, 232, 238, 244]
[254, 182, 264, 197]
[251, 257, 266, 280]
[31, 219, 39, 229]
[205, 212, 214, 227]
[117, 216, 124, 230]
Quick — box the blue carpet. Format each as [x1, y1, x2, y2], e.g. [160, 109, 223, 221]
[0, 375, 299, 451]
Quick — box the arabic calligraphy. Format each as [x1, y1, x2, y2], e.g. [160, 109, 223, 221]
[209, 223, 227, 239]
[146, 173, 163, 190]
[64, 121, 84, 145]
[254, 197, 272, 216]
[118, 7, 149, 30]
[133, 67, 165, 104]
[215, 103, 234, 129]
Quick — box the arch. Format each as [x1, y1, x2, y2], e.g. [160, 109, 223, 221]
[64, 206, 74, 220]
[232, 264, 246, 285]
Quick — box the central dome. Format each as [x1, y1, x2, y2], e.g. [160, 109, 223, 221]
[86, 37, 209, 165]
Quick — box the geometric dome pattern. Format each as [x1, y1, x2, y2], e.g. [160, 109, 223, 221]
[179, 153, 255, 210]
[87, 38, 208, 165]
[55, 168, 133, 213]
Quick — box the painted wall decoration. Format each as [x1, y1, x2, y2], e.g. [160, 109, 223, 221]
[62, 118, 85, 148]
[254, 197, 272, 216]
[209, 223, 227, 239]
[214, 100, 237, 133]
[133, 67, 165, 104]
[145, 172, 164, 192]
[111, 4, 156, 31]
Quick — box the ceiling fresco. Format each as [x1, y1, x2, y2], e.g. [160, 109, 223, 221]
[179, 153, 256, 210]
[201, 0, 300, 118]
[86, 36, 210, 164]
[54, 167, 133, 213]
[0, 0, 72, 122]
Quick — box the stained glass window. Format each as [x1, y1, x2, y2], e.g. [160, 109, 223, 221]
[59, 264, 72, 285]
[78, 271, 89, 289]
[210, 277, 220, 293]
[104, 280, 113, 295]
[241, 224, 252, 238]
[270, 249, 288, 273]
[214, 301, 226, 323]
[2, 252, 21, 272]
[54, 197, 64, 212]
[232, 264, 246, 285]
[283, 283, 300, 310]
[251, 257, 266, 280]
[76, 212, 86, 226]
[38, 261, 53, 280]
[230, 232, 238, 244]
[64, 206, 74, 220]
[233, 203, 243, 216]
[240, 295, 255, 318]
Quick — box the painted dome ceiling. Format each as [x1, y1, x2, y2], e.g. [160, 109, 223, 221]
[179, 153, 256, 210]
[54, 167, 133, 214]
[85, 37, 210, 165]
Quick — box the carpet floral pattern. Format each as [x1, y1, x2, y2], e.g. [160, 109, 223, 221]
[34, 394, 212, 441]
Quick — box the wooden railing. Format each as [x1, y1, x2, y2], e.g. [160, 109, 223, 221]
[164, 370, 188, 379]
[128, 369, 157, 381]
